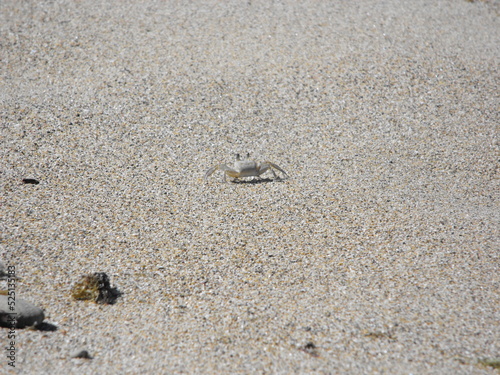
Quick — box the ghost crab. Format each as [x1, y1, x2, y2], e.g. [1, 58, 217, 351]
[204, 153, 288, 182]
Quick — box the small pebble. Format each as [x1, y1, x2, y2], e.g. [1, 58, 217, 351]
[299, 341, 320, 357]
[22, 178, 39, 184]
[70, 349, 92, 359]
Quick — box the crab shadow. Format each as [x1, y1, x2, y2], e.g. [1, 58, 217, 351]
[230, 178, 284, 184]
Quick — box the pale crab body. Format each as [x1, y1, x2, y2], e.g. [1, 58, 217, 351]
[204, 154, 288, 182]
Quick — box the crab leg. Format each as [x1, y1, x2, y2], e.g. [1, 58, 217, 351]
[219, 165, 241, 181]
[205, 164, 241, 182]
[264, 162, 289, 179]
[204, 165, 220, 180]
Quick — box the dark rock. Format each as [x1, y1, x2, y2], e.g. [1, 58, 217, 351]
[71, 272, 119, 304]
[22, 178, 39, 184]
[70, 349, 92, 359]
[0, 296, 45, 328]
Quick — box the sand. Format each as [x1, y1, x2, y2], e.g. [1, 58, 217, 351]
[1, 0, 499, 373]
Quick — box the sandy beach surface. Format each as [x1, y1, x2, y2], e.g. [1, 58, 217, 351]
[1, 0, 499, 373]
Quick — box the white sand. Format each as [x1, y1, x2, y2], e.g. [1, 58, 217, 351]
[1, 0, 499, 373]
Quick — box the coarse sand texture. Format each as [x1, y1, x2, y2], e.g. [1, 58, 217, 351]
[1, 0, 499, 374]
